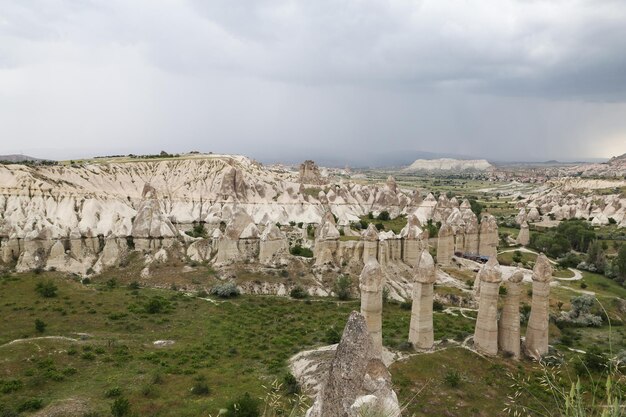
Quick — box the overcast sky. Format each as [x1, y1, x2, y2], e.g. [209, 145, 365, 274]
[1, 0, 626, 165]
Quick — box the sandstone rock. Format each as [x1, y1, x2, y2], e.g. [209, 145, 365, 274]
[498, 270, 523, 359]
[362, 223, 379, 262]
[359, 259, 385, 358]
[437, 223, 454, 266]
[259, 222, 288, 264]
[306, 311, 401, 417]
[400, 214, 425, 267]
[300, 160, 325, 185]
[525, 253, 553, 359]
[473, 257, 502, 356]
[478, 214, 498, 258]
[517, 221, 530, 246]
[409, 250, 437, 349]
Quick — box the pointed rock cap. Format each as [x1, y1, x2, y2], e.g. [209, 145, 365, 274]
[446, 208, 465, 228]
[322, 211, 336, 225]
[260, 222, 285, 241]
[224, 207, 255, 240]
[520, 221, 529, 229]
[415, 250, 437, 284]
[532, 253, 553, 283]
[362, 223, 379, 242]
[317, 212, 340, 240]
[450, 197, 459, 208]
[240, 222, 260, 239]
[480, 213, 498, 232]
[478, 256, 502, 283]
[399, 214, 423, 240]
[438, 223, 453, 237]
[212, 228, 223, 239]
[410, 191, 423, 206]
[386, 176, 397, 193]
[509, 269, 524, 284]
[437, 194, 449, 206]
[460, 199, 472, 210]
[359, 258, 385, 293]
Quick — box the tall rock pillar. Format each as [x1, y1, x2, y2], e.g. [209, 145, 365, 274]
[361, 223, 379, 262]
[517, 221, 530, 246]
[359, 259, 385, 358]
[409, 250, 437, 349]
[473, 257, 502, 356]
[400, 214, 425, 267]
[437, 223, 454, 266]
[478, 214, 499, 258]
[525, 253, 553, 359]
[498, 270, 524, 358]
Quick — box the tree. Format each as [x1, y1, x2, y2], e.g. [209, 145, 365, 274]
[377, 211, 390, 221]
[587, 240, 607, 274]
[34, 319, 46, 333]
[334, 275, 352, 300]
[35, 281, 58, 298]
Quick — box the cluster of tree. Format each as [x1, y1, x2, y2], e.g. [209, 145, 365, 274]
[0, 159, 58, 166]
[529, 219, 596, 258]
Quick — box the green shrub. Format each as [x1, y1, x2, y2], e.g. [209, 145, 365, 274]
[334, 275, 351, 300]
[191, 375, 210, 396]
[196, 289, 208, 298]
[35, 281, 58, 298]
[433, 300, 444, 311]
[127, 281, 140, 290]
[105, 387, 122, 398]
[290, 245, 313, 258]
[325, 326, 342, 344]
[111, 397, 130, 417]
[224, 393, 260, 417]
[34, 318, 46, 333]
[443, 370, 462, 388]
[210, 282, 240, 298]
[289, 286, 308, 299]
[17, 399, 43, 413]
[0, 379, 23, 394]
[283, 372, 301, 395]
[377, 211, 390, 221]
[145, 296, 170, 314]
[400, 301, 412, 310]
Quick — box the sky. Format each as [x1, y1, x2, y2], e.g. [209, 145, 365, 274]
[1, 0, 626, 166]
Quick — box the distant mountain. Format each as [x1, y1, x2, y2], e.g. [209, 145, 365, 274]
[0, 154, 42, 162]
[402, 158, 493, 173]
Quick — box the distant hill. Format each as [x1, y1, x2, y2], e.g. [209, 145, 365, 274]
[0, 154, 42, 163]
[402, 158, 493, 173]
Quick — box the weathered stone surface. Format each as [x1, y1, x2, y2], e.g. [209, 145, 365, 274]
[517, 222, 530, 246]
[437, 223, 454, 266]
[360, 259, 385, 358]
[400, 214, 425, 266]
[478, 214, 498, 258]
[525, 253, 553, 359]
[259, 222, 288, 264]
[306, 311, 400, 417]
[362, 223, 379, 262]
[473, 257, 502, 356]
[299, 160, 325, 185]
[409, 250, 437, 349]
[131, 184, 178, 239]
[498, 270, 524, 358]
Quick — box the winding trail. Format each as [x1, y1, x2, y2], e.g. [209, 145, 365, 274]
[498, 248, 583, 281]
[0, 336, 78, 350]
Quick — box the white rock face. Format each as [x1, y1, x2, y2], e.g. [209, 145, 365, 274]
[473, 257, 502, 356]
[403, 158, 493, 173]
[409, 251, 437, 349]
[359, 259, 386, 358]
[525, 254, 553, 359]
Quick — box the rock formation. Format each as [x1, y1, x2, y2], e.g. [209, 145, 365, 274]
[400, 214, 425, 266]
[314, 212, 340, 266]
[259, 222, 288, 264]
[437, 223, 454, 266]
[478, 214, 499, 258]
[361, 223, 379, 262]
[409, 250, 437, 349]
[517, 221, 530, 246]
[498, 270, 524, 359]
[473, 257, 502, 356]
[299, 160, 325, 185]
[215, 208, 255, 264]
[359, 259, 385, 358]
[306, 311, 401, 417]
[525, 253, 553, 359]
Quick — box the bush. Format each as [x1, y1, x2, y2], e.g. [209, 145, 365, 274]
[105, 387, 122, 398]
[210, 282, 240, 298]
[289, 286, 308, 299]
[512, 250, 523, 263]
[224, 393, 260, 417]
[196, 289, 208, 298]
[34, 319, 46, 333]
[334, 275, 351, 300]
[325, 326, 342, 344]
[35, 281, 58, 298]
[111, 397, 130, 417]
[400, 301, 412, 310]
[433, 300, 444, 311]
[575, 347, 608, 375]
[127, 281, 140, 290]
[185, 223, 207, 238]
[377, 211, 390, 221]
[443, 370, 462, 388]
[17, 399, 43, 413]
[145, 296, 170, 314]
[191, 376, 210, 396]
[283, 372, 301, 395]
[290, 245, 313, 258]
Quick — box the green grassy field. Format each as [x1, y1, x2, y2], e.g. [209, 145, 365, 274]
[2, 267, 625, 416]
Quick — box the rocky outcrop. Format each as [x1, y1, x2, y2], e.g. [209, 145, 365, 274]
[359, 259, 385, 358]
[473, 257, 502, 356]
[259, 222, 288, 264]
[478, 214, 498, 258]
[299, 160, 325, 185]
[306, 311, 401, 417]
[403, 158, 493, 173]
[498, 270, 523, 359]
[362, 223, 379, 262]
[314, 212, 340, 267]
[525, 253, 553, 359]
[409, 250, 437, 350]
[517, 222, 530, 246]
[437, 223, 454, 266]
[399, 214, 425, 267]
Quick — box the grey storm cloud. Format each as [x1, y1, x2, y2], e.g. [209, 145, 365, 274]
[1, 0, 625, 164]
